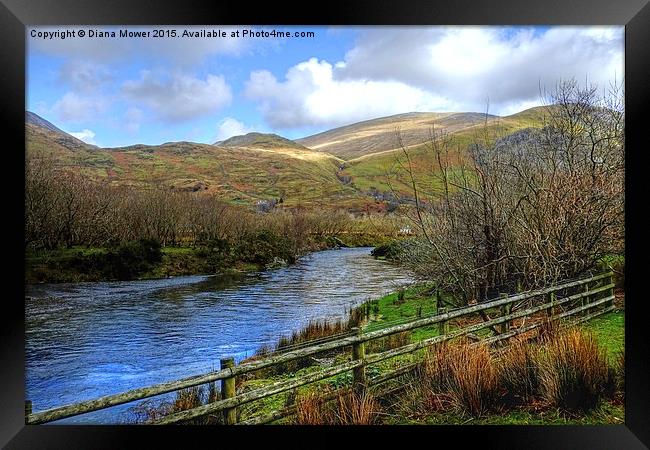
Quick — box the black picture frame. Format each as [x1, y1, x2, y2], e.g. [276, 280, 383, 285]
[2, 0, 648, 448]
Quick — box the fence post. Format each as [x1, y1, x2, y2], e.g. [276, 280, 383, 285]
[438, 307, 449, 336]
[436, 290, 443, 314]
[547, 291, 556, 318]
[499, 294, 510, 334]
[607, 271, 615, 308]
[25, 400, 32, 424]
[220, 357, 236, 425]
[351, 327, 366, 396]
[582, 281, 590, 316]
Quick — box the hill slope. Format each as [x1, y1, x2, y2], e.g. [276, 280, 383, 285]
[218, 132, 309, 150]
[26, 112, 97, 152]
[26, 113, 359, 207]
[297, 112, 498, 160]
[339, 107, 549, 195]
[26, 107, 550, 209]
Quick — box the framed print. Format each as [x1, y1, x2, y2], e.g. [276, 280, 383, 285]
[1, 0, 648, 448]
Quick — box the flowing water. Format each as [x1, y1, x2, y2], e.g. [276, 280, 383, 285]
[25, 247, 414, 424]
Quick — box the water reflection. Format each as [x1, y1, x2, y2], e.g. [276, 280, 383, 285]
[25, 247, 414, 423]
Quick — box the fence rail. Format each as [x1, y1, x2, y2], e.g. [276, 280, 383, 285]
[26, 271, 616, 425]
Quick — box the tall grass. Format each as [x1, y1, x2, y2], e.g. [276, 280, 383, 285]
[498, 339, 541, 405]
[538, 329, 611, 411]
[293, 390, 381, 425]
[396, 326, 621, 420]
[131, 383, 222, 424]
[421, 341, 500, 417]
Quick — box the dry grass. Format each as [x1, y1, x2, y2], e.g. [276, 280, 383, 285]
[294, 391, 333, 425]
[538, 329, 611, 411]
[293, 390, 382, 425]
[498, 339, 541, 405]
[131, 383, 222, 424]
[276, 318, 352, 351]
[243, 317, 357, 378]
[394, 325, 620, 421]
[421, 341, 500, 417]
[334, 391, 382, 425]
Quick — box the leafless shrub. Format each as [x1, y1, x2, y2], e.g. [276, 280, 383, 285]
[391, 79, 624, 305]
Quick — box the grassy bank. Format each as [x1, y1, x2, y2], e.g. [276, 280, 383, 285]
[133, 283, 624, 425]
[25, 234, 392, 284]
[26, 245, 266, 284]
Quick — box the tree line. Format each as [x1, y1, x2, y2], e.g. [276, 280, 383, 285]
[25, 154, 410, 267]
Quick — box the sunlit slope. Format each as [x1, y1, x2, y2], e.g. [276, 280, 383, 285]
[297, 112, 499, 160]
[339, 107, 549, 195]
[26, 106, 549, 207]
[26, 117, 360, 207]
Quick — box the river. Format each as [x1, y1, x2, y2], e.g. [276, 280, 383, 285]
[25, 247, 414, 424]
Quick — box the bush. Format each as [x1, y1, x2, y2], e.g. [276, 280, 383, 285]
[498, 339, 541, 406]
[197, 238, 233, 271]
[538, 329, 610, 411]
[371, 240, 403, 259]
[103, 238, 163, 280]
[598, 254, 624, 289]
[235, 230, 295, 266]
[422, 341, 499, 417]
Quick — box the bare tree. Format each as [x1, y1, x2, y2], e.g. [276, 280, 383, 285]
[392, 78, 624, 305]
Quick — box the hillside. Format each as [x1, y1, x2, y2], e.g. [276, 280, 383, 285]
[26, 113, 360, 207]
[26, 111, 97, 153]
[218, 132, 309, 151]
[337, 107, 550, 195]
[26, 107, 550, 209]
[297, 112, 498, 160]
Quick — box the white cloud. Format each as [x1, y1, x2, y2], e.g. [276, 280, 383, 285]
[122, 71, 232, 122]
[58, 61, 113, 92]
[245, 26, 625, 129]
[336, 26, 624, 114]
[215, 117, 254, 141]
[69, 129, 97, 145]
[245, 58, 455, 129]
[51, 92, 108, 122]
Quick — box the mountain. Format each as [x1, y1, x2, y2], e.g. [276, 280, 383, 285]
[26, 111, 97, 153]
[297, 112, 498, 160]
[337, 107, 549, 194]
[218, 132, 309, 151]
[25, 107, 550, 209]
[26, 112, 359, 207]
[26, 111, 67, 134]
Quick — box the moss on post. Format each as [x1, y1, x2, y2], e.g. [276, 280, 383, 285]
[351, 327, 366, 396]
[220, 357, 236, 425]
[25, 400, 32, 424]
[438, 307, 449, 336]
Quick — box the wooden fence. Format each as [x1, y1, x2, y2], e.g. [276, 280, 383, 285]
[25, 271, 616, 425]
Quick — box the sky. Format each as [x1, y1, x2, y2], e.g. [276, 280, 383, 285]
[27, 26, 624, 148]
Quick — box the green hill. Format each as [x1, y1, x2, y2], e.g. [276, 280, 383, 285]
[26, 107, 551, 209]
[296, 112, 499, 160]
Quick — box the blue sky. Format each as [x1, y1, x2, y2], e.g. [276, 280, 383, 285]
[27, 26, 623, 148]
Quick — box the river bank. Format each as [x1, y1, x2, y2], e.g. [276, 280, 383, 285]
[25, 247, 415, 423]
[25, 233, 394, 284]
[213, 285, 625, 426]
